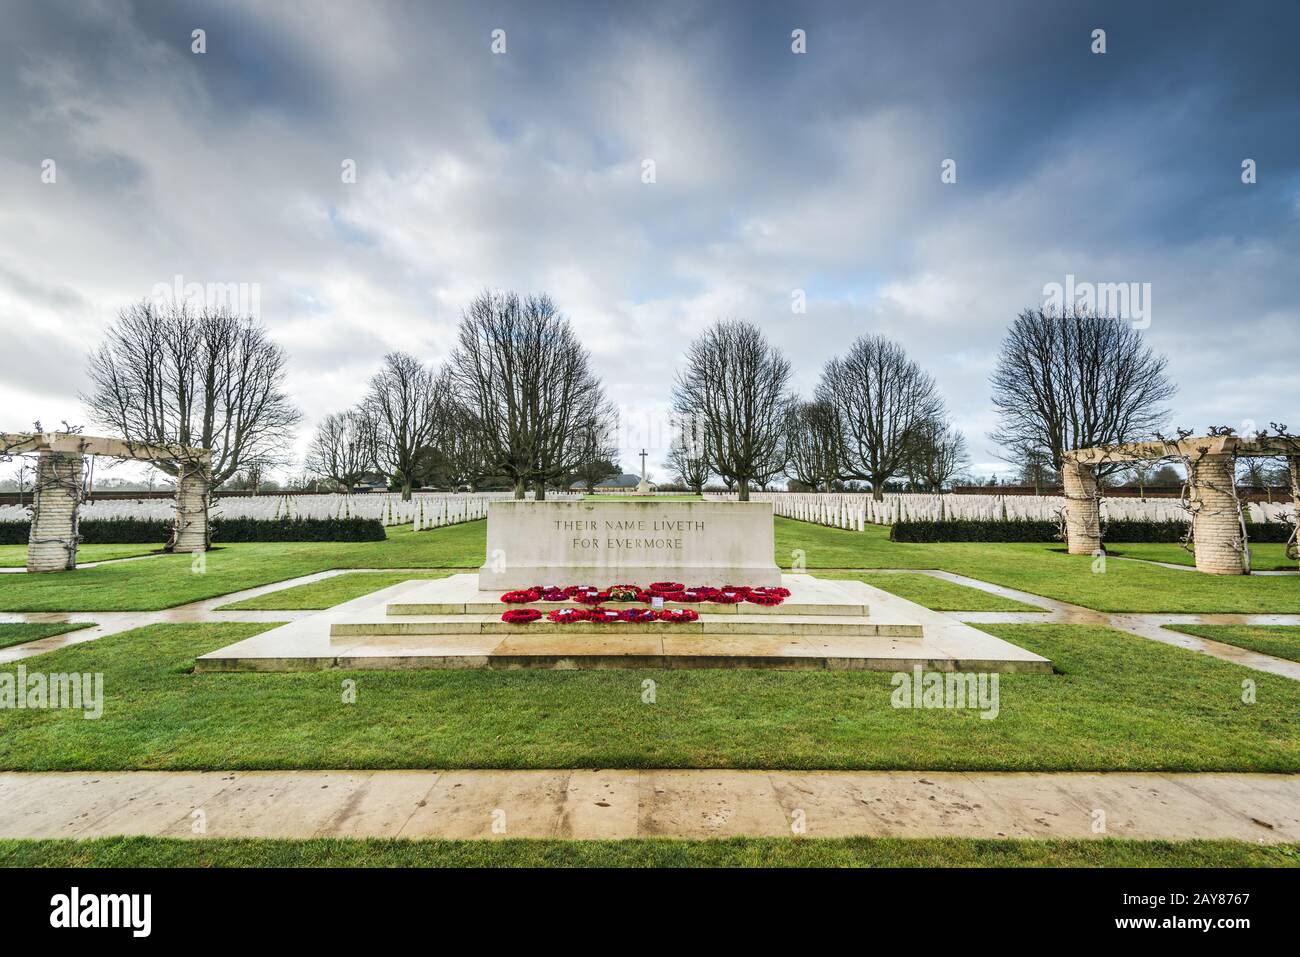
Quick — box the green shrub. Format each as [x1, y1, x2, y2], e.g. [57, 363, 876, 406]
[0, 521, 30, 545]
[210, 516, 385, 542]
[0, 516, 386, 545]
[890, 517, 1295, 544]
[0, 517, 172, 545]
[890, 520, 1061, 542]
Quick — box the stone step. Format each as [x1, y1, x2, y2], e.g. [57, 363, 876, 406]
[386, 599, 870, 618]
[330, 614, 923, 641]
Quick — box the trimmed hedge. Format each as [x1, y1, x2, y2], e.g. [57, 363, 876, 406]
[0, 518, 172, 545]
[890, 518, 1296, 544]
[211, 517, 385, 542]
[0, 516, 386, 545]
[1097, 520, 1187, 544]
[890, 520, 1061, 543]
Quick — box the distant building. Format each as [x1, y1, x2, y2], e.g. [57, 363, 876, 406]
[570, 473, 656, 492]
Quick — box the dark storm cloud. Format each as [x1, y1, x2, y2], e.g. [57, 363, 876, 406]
[0, 0, 1296, 476]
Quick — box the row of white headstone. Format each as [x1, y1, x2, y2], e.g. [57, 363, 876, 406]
[0, 489, 584, 527]
[708, 491, 1296, 531]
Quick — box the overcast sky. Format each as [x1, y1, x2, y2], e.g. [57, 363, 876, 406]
[2, 0, 1297, 483]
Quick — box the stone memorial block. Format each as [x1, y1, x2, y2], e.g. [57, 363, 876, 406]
[477, 500, 782, 589]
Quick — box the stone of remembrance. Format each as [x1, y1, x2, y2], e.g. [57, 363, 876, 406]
[477, 499, 783, 589]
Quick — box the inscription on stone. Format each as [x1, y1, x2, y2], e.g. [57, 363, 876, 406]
[478, 500, 781, 589]
[555, 517, 705, 552]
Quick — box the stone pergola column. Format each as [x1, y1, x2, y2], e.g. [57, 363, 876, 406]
[1287, 455, 1300, 570]
[1188, 452, 1246, 575]
[171, 460, 211, 553]
[26, 452, 83, 573]
[1061, 460, 1101, 554]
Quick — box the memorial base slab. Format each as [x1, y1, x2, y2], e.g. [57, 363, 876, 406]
[197, 573, 1052, 674]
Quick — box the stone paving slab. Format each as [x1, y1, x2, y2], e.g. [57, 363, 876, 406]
[0, 770, 1293, 843]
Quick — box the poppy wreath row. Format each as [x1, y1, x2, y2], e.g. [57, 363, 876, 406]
[501, 607, 702, 625]
[500, 584, 790, 606]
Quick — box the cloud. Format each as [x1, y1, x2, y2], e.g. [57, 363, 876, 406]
[0, 0, 1296, 483]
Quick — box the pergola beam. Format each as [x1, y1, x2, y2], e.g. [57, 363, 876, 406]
[1061, 434, 1299, 575]
[1, 432, 206, 461]
[2, 432, 212, 572]
[1064, 435, 1296, 466]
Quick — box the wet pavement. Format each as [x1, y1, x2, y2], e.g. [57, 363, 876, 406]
[0, 769, 1294, 842]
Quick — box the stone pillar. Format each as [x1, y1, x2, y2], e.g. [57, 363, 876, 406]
[26, 452, 83, 572]
[1189, 452, 1246, 575]
[171, 461, 211, 553]
[1287, 455, 1300, 569]
[1061, 460, 1101, 555]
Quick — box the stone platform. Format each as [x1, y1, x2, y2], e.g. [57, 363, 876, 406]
[196, 574, 1052, 673]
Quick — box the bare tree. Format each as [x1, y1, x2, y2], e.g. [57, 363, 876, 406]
[305, 409, 371, 493]
[83, 299, 301, 484]
[1237, 455, 1286, 503]
[899, 416, 968, 491]
[1013, 442, 1059, 494]
[672, 319, 792, 501]
[447, 290, 611, 500]
[990, 306, 1176, 475]
[437, 401, 492, 491]
[818, 334, 943, 500]
[666, 414, 711, 494]
[570, 417, 620, 492]
[1122, 457, 1165, 498]
[785, 400, 842, 491]
[361, 353, 445, 500]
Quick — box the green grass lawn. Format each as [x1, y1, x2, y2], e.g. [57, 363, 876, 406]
[0, 543, 164, 567]
[0, 622, 92, 651]
[0, 523, 479, 612]
[776, 522, 1300, 613]
[1, 835, 1292, 868]
[3, 518, 1297, 614]
[218, 571, 449, 610]
[1164, 625, 1300, 664]
[830, 572, 1045, 611]
[1105, 541, 1295, 571]
[1, 620, 1294, 773]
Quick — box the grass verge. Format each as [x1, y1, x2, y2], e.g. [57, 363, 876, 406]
[1, 835, 1293, 868]
[831, 572, 1045, 611]
[218, 572, 449, 610]
[0, 622, 93, 651]
[0, 543, 163, 567]
[1163, 624, 1300, 663]
[1105, 542, 1295, 571]
[1, 621, 1295, 772]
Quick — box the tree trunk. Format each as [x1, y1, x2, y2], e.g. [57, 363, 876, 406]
[534, 480, 547, 501]
[513, 477, 525, 500]
[738, 478, 750, 502]
[871, 482, 884, 501]
[400, 477, 412, 502]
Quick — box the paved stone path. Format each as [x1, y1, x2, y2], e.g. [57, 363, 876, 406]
[0, 770, 1294, 842]
[863, 569, 1300, 680]
[0, 569, 447, 664]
